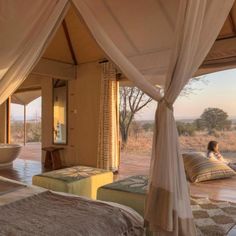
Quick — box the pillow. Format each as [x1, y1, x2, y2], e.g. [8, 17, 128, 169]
[183, 152, 235, 183]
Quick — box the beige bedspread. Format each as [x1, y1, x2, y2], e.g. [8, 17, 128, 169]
[0, 177, 144, 236]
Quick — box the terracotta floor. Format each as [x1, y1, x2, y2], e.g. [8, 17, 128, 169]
[0, 159, 42, 184]
[18, 143, 42, 162]
[1, 144, 236, 203]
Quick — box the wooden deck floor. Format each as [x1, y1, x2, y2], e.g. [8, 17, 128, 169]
[1, 144, 236, 203]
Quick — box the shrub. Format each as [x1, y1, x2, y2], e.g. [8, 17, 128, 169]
[142, 122, 154, 132]
[176, 122, 196, 136]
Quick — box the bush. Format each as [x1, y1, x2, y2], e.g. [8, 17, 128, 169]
[176, 122, 196, 136]
[11, 120, 41, 143]
[142, 122, 154, 132]
[208, 129, 220, 138]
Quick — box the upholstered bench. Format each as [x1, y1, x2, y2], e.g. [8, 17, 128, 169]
[32, 166, 113, 199]
[97, 175, 148, 216]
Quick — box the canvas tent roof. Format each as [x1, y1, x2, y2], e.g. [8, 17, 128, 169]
[42, 7, 105, 65]
[39, 2, 236, 87]
[1, 0, 236, 103]
[11, 90, 41, 106]
[199, 2, 236, 76]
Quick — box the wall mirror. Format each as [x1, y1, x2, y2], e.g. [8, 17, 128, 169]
[53, 79, 68, 145]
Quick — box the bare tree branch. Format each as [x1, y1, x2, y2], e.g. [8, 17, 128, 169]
[119, 76, 208, 149]
[119, 86, 152, 148]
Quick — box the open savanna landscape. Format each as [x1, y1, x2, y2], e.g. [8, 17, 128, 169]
[11, 119, 236, 163]
[123, 130, 236, 153]
[122, 120, 236, 163]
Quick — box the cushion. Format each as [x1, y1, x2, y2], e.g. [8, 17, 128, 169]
[183, 152, 235, 183]
[97, 175, 148, 216]
[32, 166, 113, 199]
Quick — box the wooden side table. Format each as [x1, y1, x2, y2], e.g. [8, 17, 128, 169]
[42, 147, 64, 170]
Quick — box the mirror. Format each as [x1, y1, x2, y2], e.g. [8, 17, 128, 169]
[53, 79, 68, 145]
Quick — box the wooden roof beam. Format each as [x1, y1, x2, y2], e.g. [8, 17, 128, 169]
[62, 19, 78, 65]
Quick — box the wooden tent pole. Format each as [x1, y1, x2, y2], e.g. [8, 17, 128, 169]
[6, 97, 11, 144]
[24, 105, 26, 146]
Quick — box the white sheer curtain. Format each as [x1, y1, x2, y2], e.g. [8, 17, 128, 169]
[0, 0, 69, 105]
[72, 0, 234, 235]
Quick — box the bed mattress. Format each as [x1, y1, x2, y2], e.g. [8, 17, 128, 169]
[0, 177, 144, 236]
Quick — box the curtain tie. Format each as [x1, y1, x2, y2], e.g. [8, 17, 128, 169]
[160, 98, 173, 111]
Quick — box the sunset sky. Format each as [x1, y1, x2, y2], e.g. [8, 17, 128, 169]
[136, 68, 236, 120]
[11, 68, 236, 121]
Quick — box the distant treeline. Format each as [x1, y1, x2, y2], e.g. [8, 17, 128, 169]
[132, 108, 235, 137]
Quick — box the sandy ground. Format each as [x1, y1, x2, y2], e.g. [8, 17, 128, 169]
[17, 142, 236, 168]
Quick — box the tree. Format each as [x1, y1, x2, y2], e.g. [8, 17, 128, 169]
[119, 77, 207, 148]
[142, 122, 154, 132]
[180, 76, 208, 97]
[120, 77, 207, 149]
[194, 118, 205, 131]
[130, 121, 142, 139]
[199, 108, 231, 133]
[119, 87, 152, 148]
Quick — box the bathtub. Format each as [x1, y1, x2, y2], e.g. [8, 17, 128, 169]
[0, 144, 22, 167]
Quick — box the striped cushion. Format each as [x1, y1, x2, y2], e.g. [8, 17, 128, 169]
[183, 152, 235, 183]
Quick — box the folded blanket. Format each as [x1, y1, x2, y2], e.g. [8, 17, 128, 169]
[0, 191, 144, 236]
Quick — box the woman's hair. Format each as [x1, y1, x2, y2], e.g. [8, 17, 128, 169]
[207, 140, 218, 153]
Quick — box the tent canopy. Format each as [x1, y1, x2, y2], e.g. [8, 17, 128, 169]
[11, 90, 41, 106]
[3, 0, 236, 99]
[42, 6, 105, 66]
[40, 2, 236, 87]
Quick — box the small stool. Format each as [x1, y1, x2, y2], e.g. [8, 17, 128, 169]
[42, 146, 63, 170]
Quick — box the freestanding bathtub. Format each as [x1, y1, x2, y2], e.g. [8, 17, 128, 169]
[0, 144, 22, 167]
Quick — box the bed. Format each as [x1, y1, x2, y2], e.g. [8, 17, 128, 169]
[0, 177, 145, 236]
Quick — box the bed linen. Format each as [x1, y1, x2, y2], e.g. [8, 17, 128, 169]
[0, 177, 144, 236]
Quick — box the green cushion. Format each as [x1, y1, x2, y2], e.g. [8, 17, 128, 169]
[101, 175, 148, 194]
[97, 175, 148, 216]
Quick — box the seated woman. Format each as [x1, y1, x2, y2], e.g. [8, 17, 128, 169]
[207, 140, 236, 171]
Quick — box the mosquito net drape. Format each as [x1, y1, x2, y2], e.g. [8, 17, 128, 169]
[144, 2, 235, 234]
[72, 0, 234, 235]
[0, 0, 69, 104]
[0, 0, 234, 235]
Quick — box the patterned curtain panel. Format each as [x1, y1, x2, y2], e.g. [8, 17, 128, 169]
[97, 62, 120, 171]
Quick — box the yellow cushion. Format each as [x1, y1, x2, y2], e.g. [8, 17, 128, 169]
[32, 166, 113, 199]
[183, 152, 235, 183]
